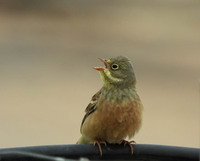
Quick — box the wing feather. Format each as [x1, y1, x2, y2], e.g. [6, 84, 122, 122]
[80, 88, 102, 129]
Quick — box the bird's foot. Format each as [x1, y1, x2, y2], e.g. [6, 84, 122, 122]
[121, 140, 136, 155]
[93, 140, 107, 156]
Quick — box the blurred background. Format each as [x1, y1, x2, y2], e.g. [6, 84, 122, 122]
[0, 0, 199, 148]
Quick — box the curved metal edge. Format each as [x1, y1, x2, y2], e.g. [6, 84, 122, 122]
[0, 144, 199, 161]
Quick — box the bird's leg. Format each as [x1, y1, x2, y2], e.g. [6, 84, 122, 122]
[93, 140, 107, 156]
[121, 140, 136, 155]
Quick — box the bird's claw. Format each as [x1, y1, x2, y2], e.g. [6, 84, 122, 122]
[121, 140, 136, 155]
[93, 140, 107, 156]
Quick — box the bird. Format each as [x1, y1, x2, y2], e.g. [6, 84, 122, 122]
[77, 56, 143, 156]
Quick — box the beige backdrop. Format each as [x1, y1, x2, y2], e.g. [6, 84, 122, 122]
[0, 0, 199, 148]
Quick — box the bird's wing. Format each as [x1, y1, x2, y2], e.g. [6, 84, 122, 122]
[80, 88, 102, 129]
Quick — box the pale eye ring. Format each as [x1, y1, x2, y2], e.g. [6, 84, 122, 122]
[111, 64, 119, 70]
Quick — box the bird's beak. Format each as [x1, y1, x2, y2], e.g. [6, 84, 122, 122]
[94, 58, 108, 71]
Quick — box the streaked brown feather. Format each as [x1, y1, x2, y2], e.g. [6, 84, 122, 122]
[80, 88, 102, 128]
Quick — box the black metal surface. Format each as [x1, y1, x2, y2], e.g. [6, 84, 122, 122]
[0, 144, 199, 161]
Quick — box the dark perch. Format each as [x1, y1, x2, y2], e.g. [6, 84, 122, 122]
[0, 144, 199, 161]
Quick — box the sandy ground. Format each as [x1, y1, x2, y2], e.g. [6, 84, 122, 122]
[0, 1, 199, 148]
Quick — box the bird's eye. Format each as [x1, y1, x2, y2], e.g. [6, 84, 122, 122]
[111, 64, 119, 70]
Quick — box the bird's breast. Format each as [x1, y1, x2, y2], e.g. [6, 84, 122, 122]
[81, 88, 143, 143]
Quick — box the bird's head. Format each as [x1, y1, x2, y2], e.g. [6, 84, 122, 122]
[94, 56, 136, 88]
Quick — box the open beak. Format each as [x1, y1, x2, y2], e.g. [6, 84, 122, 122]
[94, 58, 108, 71]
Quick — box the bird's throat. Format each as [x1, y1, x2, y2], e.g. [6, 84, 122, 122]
[99, 69, 123, 88]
